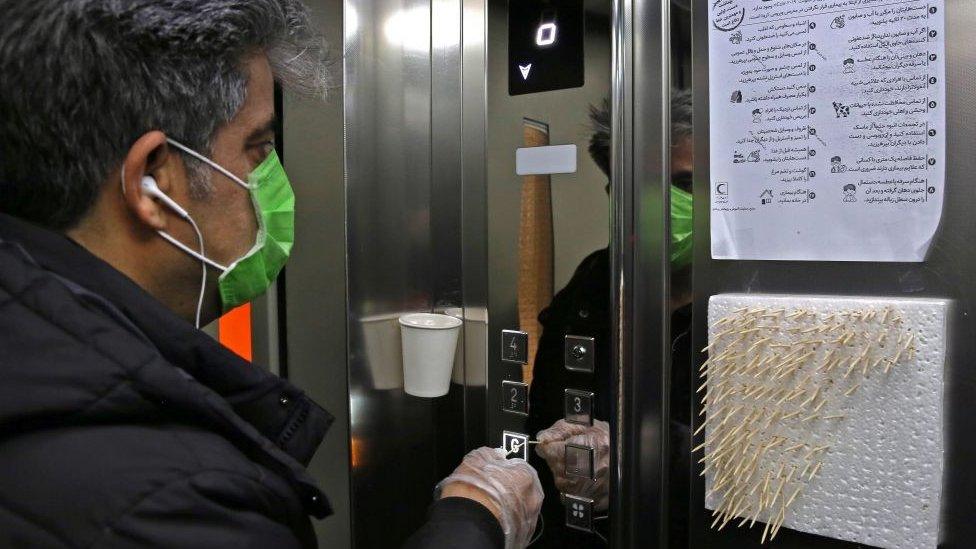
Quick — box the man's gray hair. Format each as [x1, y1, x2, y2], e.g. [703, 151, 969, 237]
[588, 88, 693, 178]
[0, 0, 331, 230]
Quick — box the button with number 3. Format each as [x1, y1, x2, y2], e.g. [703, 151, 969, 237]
[564, 388, 594, 425]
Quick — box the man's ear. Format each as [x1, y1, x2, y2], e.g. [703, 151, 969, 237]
[120, 131, 177, 231]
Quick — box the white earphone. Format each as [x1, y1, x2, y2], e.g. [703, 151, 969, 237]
[140, 175, 190, 220]
[120, 167, 224, 329]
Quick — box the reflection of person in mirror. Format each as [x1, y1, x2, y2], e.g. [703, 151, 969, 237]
[526, 89, 696, 548]
[729, 30, 742, 44]
[752, 108, 761, 123]
[831, 156, 847, 173]
[843, 183, 857, 202]
[843, 57, 855, 74]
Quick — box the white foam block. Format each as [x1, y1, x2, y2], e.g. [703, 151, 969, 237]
[705, 294, 947, 549]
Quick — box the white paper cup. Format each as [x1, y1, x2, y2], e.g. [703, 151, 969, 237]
[399, 313, 463, 397]
[444, 307, 488, 386]
[359, 313, 406, 390]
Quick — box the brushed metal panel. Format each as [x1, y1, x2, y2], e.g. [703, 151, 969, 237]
[610, 0, 671, 546]
[344, 0, 471, 542]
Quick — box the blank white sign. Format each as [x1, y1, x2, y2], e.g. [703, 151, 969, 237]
[515, 144, 577, 176]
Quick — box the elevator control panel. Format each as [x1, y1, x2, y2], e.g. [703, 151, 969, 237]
[501, 330, 529, 364]
[508, 0, 584, 95]
[502, 431, 530, 460]
[565, 494, 595, 532]
[502, 381, 530, 415]
[564, 388, 594, 425]
[564, 335, 595, 372]
[565, 443, 595, 479]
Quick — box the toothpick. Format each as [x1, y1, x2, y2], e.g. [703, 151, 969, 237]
[845, 383, 861, 396]
[803, 445, 828, 461]
[770, 506, 787, 541]
[808, 460, 824, 480]
[786, 485, 803, 508]
[769, 476, 786, 509]
[761, 517, 772, 543]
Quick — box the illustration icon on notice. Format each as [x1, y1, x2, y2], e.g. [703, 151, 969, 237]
[831, 156, 848, 173]
[760, 189, 774, 204]
[518, 63, 532, 80]
[843, 183, 857, 202]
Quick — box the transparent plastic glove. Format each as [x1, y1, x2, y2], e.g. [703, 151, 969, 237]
[435, 447, 544, 549]
[535, 419, 611, 511]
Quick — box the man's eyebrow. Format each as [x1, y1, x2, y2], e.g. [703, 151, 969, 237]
[246, 115, 277, 141]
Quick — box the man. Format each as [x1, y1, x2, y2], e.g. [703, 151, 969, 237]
[527, 89, 695, 547]
[0, 1, 540, 547]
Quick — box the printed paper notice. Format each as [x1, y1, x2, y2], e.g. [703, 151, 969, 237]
[708, 0, 945, 261]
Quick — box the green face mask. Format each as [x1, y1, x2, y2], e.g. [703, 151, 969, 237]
[162, 139, 295, 323]
[670, 184, 693, 269]
[216, 149, 295, 312]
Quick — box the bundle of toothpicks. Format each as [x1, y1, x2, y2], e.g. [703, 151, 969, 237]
[695, 305, 917, 543]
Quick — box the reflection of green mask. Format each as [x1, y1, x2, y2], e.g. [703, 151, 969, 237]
[164, 139, 295, 316]
[670, 185, 693, 269]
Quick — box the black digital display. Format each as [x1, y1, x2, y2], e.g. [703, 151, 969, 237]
[508, 0, 584, 96]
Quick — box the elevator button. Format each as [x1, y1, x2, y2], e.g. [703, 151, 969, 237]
[502, 330, 529, 364]
[565, 494, 595, 532]
[502, 381, 529, 415]
[564, 335, 595, 372]
[564, 389, 594, 425]
[565, 443, 595, 479]
[502, 431, 530, 461]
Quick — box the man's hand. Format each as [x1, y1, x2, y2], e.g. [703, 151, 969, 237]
[436, 447, 544, 548]
[535, 419, 611, 511]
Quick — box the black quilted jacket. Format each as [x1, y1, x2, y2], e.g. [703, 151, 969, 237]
[0, 213, 503, 549]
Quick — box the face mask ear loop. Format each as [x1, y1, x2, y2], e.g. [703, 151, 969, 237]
[166, 138, 252, 190]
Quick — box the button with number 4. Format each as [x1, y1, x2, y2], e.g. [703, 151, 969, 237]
[564, 389, 594, 426]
